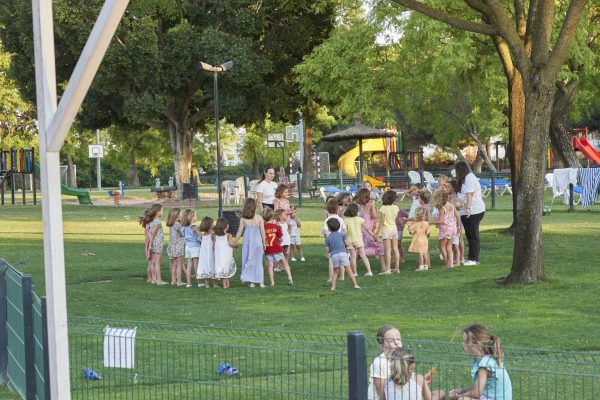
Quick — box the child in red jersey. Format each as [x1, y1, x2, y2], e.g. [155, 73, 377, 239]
[262, 207, 294, 286]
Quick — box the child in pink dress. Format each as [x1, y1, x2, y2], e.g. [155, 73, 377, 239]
[433, 191, 461, 269]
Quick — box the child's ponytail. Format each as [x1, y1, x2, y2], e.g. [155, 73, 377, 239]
[489, 334, 505, 367]
[389, 348, 414, 387]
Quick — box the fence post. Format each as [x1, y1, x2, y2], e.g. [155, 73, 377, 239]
[0, 261, 7, 385]
[41, 297, 50, 400]
[491, 172, 496, 210]
[21, 275, 36, 399]
[243, 175, 249, 200]
[569, 183, 575, 211]
[347, 332, 367, 400]
[297, 172, 303, 207]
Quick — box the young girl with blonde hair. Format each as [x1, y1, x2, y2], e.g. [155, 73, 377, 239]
[181, 209, 201, 287]
[166, 208, 185, 286]
[432, 191, 460, 269]
[343, 202, 376, 276]
[138, 204, 166, 285]
[385, 347, 439, 400]
[377, 190, 401, 274]
[448, 324, 512, 400]
[408, 207, 431, 271]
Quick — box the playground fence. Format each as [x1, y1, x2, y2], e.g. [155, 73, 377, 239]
[2, 261, 600, 399]
[65, 318, 600, 400]
[0, 259, 49, 400]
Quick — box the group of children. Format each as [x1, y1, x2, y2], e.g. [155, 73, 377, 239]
[139, 204, 238, 288]
[370, 323, 512, 400]
[138, 183, 306, 289]
[321, 177, 467, 291]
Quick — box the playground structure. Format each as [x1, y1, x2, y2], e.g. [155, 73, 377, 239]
[337, 136, 423, 186]
[572, 127, 600, 165]
[1, 148, 37, 205]
[0, 148, 93, 205]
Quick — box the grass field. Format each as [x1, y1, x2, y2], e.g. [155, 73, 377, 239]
[1, 197, 599, 350]
[2, 197, 600, 398]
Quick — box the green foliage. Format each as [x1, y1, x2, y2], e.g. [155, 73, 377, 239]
[0, 38, 36, 147]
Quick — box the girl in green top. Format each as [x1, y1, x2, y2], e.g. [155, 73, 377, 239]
[377, 190, 401, 274]
[343, 203, 377, 277]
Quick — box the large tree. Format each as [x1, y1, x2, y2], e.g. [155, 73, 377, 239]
[383, 0, 588, 283]
[0, 0, 336, 190]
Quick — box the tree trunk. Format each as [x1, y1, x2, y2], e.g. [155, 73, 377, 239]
[167, 118, 193, 196]
[500, 70, 526, 235]
[502, 80, 553, 284]
[129, 149, 141, 187]
[66, 153, 77, 188]
[549, 80, 580, 168]
[473, 151, 483, 173]
[302, 126, 314, 191]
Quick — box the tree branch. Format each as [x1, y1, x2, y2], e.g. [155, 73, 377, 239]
[485, 0, 532, 78]
[514, 0, 526, 40]
[388, 0, 499, 35]
[491, 35, 516, 81]
[464, 0, 490, 16]
[543, 0, 588, 78]
[524, 0, 539, 53]
[530, 0, 554, 65]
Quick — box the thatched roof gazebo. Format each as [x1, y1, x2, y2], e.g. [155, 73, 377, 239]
[321, 116, 396, 178]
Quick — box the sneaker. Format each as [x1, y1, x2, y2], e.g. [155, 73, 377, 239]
[300, 257, 306, 261]
[291, 257, 297, 262]
[439, 254, 444, 260]
[198, 283, 204, 288]
[364, 272, 373, 277]
[185, 284, 192, 288]
[424, 265, 430, 270]
[463, 260, 478, 266]
[259, 283, 266, 288]
[378, 271, 391, 275]
[274, 267, 282, 272]
[414, 266, 426, 272]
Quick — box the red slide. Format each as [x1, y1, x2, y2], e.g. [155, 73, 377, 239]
[572, 136, 600, 165]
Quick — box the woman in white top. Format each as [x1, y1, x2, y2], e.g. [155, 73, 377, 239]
[256, 166, 278, 211]
[454, 161, 485, 265]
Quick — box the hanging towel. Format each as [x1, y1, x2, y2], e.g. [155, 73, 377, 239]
[553, 168, 578, 204]
[577, 168, 600, 208]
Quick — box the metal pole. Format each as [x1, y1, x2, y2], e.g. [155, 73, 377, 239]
[281, 143, 285, 172]
[297, 172, 302, 207]
[96, 128, 101, 190]
[358, 139, 363, 181]
[298, 111, 304, 180]
[491, 172, 496, 210]
[214, 71, 223, 217]
[347, 332, 367, 400]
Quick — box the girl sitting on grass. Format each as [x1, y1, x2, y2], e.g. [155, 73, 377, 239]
[385, 347, 441, 400]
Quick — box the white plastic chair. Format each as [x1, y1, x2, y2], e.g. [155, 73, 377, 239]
[544, 173, 554, 191]
[247, 179, 259, 199]
[235, 176, 247, 201]
[450, 169, 456, 177]
[408, 171, 422, 185]
[423, 171, 436, 190]
[222, 180, 239, 205]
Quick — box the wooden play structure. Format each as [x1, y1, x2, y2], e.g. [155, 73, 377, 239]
[0, 148, 37, 205]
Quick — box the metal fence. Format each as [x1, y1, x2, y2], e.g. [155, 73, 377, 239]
[65, 317, 600, 400]
[0, 259, 48, 400]
[68, 317, 348, 400]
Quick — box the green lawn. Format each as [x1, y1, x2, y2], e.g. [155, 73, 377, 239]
[1, 199, 599, 351]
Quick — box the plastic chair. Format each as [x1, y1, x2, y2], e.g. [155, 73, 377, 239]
[247, 179, 259, 199]
[423, 171, 436, 190]
[222, 180, 239, 205]
[544, 173, 554, 191]
[235, 177, 247, 201]
[408, 171, 422, 186]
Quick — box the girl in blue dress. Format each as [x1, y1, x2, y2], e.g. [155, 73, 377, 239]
[448, 324, 512, 400]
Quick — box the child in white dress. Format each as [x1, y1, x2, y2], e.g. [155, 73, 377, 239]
[384, 347, 439, 400]
[275, 209, 291, 268]
[213, 217, 237, 289]
[196, 217, 216, 288]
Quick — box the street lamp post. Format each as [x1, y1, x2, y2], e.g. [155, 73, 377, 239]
[200, 60, 233, 217]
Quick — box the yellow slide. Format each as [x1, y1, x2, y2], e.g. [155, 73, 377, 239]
[338, 138, 389, 185]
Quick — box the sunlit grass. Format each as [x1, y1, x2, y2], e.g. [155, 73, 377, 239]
[1, 200, 599, 352]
